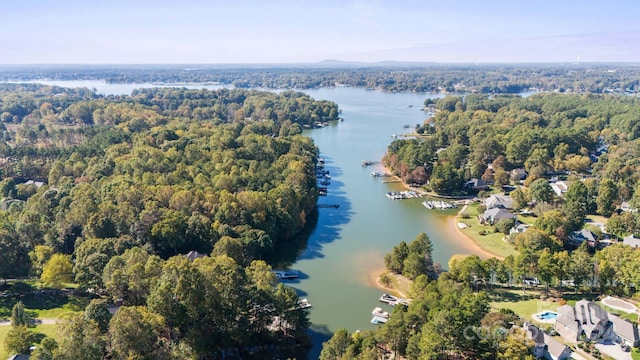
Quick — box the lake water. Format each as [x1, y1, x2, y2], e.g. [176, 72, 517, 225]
[10, 80, 495, 358]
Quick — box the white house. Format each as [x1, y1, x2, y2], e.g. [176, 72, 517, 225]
[550, 181, 569, 197]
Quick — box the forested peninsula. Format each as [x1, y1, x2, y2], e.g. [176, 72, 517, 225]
[0, 84, 339, 359]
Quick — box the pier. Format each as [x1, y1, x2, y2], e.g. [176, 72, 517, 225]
[316, 204, 340, 208]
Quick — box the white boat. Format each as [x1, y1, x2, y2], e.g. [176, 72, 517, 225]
[372, 307, 390, 318]
[273, 270, 300, 280]
[297, 298, 311, 309]
[379, 293, 398, 305]
[371, 315, 388, 324]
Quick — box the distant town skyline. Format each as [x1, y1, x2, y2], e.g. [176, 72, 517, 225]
[2, 0, 639, 64]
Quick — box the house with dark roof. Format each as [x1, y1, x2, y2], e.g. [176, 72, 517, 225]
[569, 229, 597, 248]
[464, 178, 490, 192]
[8, 355, 30, 360]
[527, 324, 572, 360]
[478, 207, 516, 225]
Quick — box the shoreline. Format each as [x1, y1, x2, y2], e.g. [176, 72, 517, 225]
[380, 164, 503, 261]
[368, 267, 409, 299]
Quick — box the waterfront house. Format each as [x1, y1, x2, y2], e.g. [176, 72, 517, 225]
[478, 208, 516, 225]
[464, 178, 490, 192]
[485, 193, 513, 210]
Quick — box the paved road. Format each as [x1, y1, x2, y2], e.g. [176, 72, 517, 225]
[0, 318, 57, 326]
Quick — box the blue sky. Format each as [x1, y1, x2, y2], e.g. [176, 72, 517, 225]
[2, 0, 639, 64]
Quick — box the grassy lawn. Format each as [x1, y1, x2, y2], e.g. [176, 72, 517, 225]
[0, 282, 89, 321]
[489, 287, 559, 322]
[488, 287, 599, 324]
[632, 347, 640, 360]
[0, 323, 60, 360]
[458, 203, 518, 258]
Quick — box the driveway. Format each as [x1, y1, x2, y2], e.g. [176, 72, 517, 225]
[595, 341, 632, 360]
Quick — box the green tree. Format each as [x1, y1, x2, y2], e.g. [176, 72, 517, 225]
[84, 299, 113, 333]
[108, 306, 170, 360]
[596, 178, 618, 216]
[384, 241, 409, 274]
[320, 328, 352, 360]
[430, 162, 462, 195]
[529, 178, 554, 204]
[563, 181, 589, 231]
[569, 243, 594, 289]
[536, 249, 557, 295]
[55, 313, 106, 360]
[28, 244, 53, 277]
[11, 301, 30, 327]
[403, 252, 428, 280]
[510, 188, 529, 210]
[41, 253, 73, 288]
[495, 218, 516, 234]
[4, 325, 35, 354]
[30, 337, 57, 360]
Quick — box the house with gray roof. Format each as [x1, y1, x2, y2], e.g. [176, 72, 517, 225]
[484, 193, 513, 210]
[478, 207, 516, 225]
[610, 314, 640, 347]
[623, 235, 640, 249]
[555, 300, 613, 342]
[527, 324, 572, 360]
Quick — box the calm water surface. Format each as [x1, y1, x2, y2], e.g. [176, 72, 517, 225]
[13, 81, 493, 358]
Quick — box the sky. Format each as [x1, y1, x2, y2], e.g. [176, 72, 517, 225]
[1, 0, 639, 64]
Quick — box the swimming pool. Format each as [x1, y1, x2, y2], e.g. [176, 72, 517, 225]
[533, 311, 558, 323]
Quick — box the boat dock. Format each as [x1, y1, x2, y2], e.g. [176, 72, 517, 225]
[316, 204, 340, 208]
[421, 200, 457, 210]
[371, 307, 390, 324]
[379, 293, 410, 306]
[385, 190, 421, 200]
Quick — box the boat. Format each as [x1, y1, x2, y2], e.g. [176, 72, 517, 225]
[379, 293, 398, 305]
[371, 315, 388, 324]
[372, 307, 390, 319]
[273, 270, 299, 280]
[319, 180, 330, 186]
[421, 200, 456, 210]
[297, 298, 311, 309]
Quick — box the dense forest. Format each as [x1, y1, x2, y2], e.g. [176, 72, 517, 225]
[2, 63, 640, 94]
[386, 93, 640, 202]
[0, 84, 339, 358]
